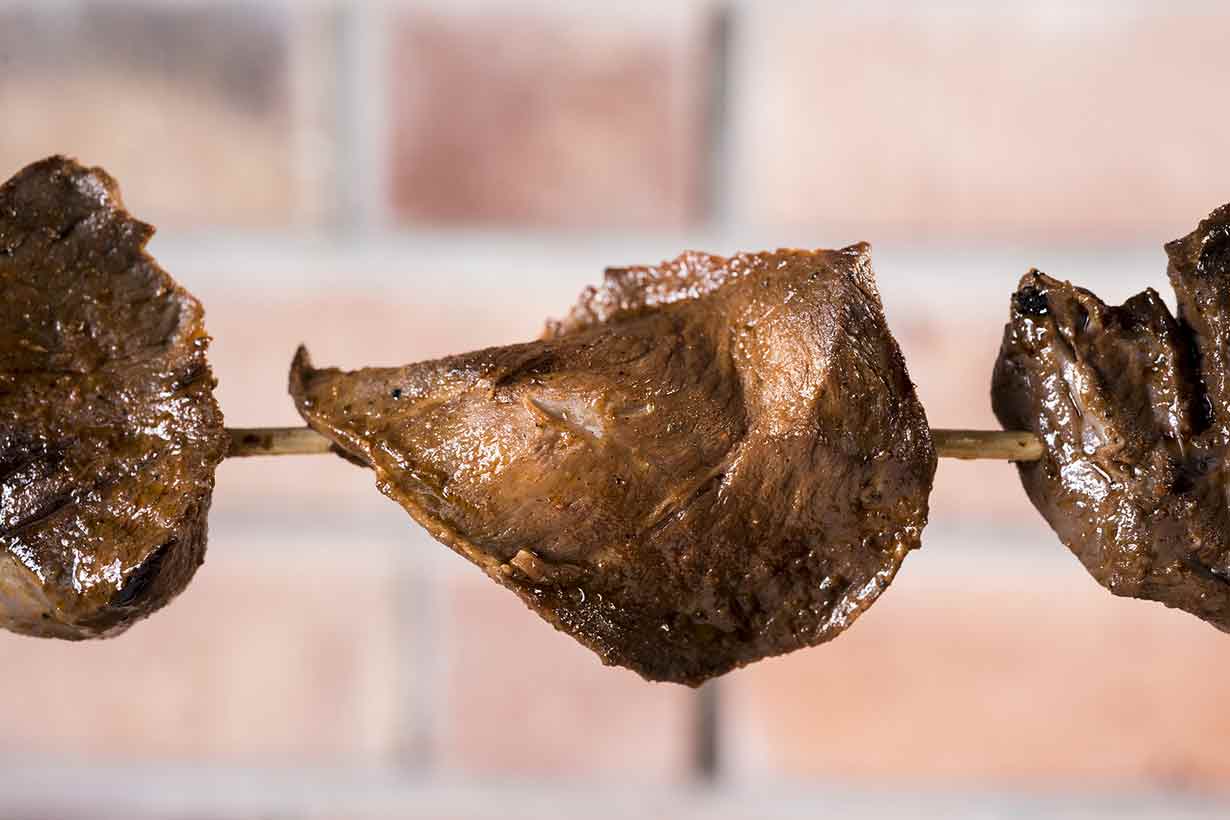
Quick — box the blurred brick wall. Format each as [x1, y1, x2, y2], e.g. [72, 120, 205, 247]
[2, 2, 1230, 818]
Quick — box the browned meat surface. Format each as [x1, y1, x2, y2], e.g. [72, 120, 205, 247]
[993, 203, 1230, 630]
[292, 245, 936, 685]
[0, 157, 227, 639]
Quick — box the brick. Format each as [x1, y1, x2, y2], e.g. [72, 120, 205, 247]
[438, 570, 699, 780]
[387, 6, 713, 230]
[0, 3, 335, 229]
[733, 7, 1230, 241]
[723, 543, 1230, 790]
[0, 530, 406, 764]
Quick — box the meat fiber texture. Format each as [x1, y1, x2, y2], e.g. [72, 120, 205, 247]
[293, 245, 936, 685]
[0, 157, 227, 639]
[994, 203, 1230, 631]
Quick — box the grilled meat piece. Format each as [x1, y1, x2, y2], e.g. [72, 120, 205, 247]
[993, 203, 1230, 629]
[292, 245, 936, 685]
[0, 157, 227, 639]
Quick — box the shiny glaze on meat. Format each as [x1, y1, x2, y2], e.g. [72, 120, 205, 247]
[0, 157, 226, 639]
[993, 203, 1230, 629]
[293, 245, 935, 684]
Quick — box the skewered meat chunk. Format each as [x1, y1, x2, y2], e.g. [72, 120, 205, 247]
[292, 245, 936, 685]
[0, 157, 227, 639]
[993, 203, 1230, 630]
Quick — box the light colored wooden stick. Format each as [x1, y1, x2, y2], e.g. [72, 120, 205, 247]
[227, 427, 333, 458]
[226, 426, 1044, 461]
[931, 429, 1043, 461]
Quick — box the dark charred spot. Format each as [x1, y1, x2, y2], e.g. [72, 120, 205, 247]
[1172, 462, 1200, 495]
[0, 451, 34, 485]
[1171, 452, 1219, 497]
[391, 388, 403, 400]
[1172, 475, 1194, 496]
[1015, 286, 1049, 317]
[240, 432, 265, 448]
[112, 541, 170, 608]
[51, 215, 86, 244]
[1197, 227, 1230, 278]
[493, 350, 558, 389]
[169, 362, 208, 393]
[1074, 302, 1091, 334]
[1180, 554, 1230, 585]
[1175, 317, 1215, 435]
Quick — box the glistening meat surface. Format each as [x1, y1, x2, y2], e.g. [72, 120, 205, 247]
[993, 203, 1230, 630]
[0, 157, 227, 639]
[293, 245, 935, 684]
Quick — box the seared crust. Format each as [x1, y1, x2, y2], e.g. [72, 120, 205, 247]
[993, 203, 1230, 630]
[0, 157, 226, 639]
[293, 245, 934, 685]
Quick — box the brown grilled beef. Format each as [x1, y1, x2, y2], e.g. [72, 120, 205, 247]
[993, 203, 1230, 630]
[0, 157, 227, 639]
[292, 245, 936, 685]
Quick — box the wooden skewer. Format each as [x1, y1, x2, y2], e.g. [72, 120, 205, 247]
[226, 426, 1045, 462]
[930, 429, 1043, 461]
[227, 427, 334, 458]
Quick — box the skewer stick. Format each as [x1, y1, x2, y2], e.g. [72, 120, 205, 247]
[931, 429, 1042, 461]
[226, 426, 1045, 461]
[227, 427, 333, 458]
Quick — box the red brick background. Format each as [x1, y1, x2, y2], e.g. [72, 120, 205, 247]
[731, 6, 1230, 242]
[387, 6, 712, 230]
[2, 2, 1230, 818]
